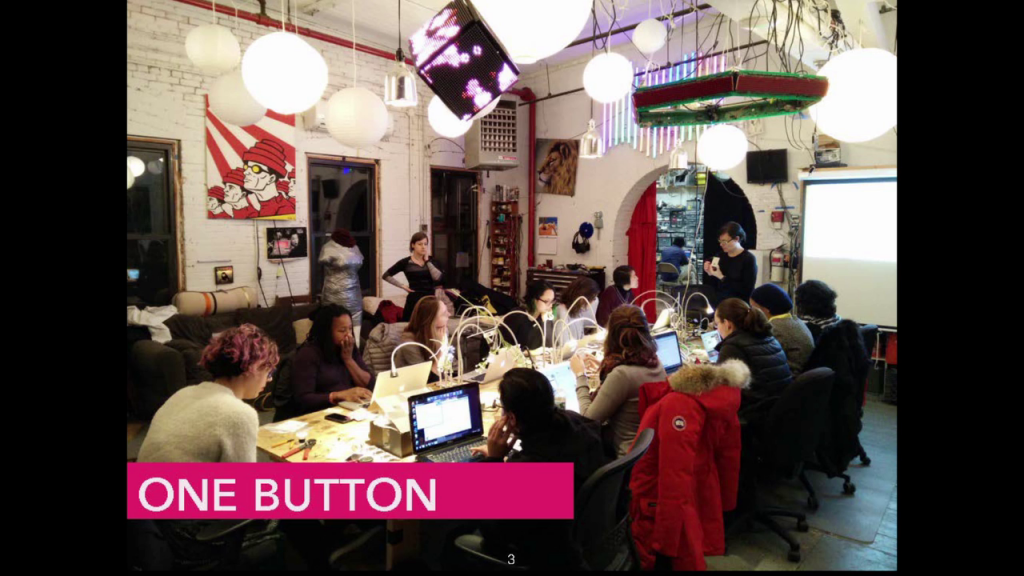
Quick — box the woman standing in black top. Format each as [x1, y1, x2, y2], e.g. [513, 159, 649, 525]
[704, 222, 758, 305]
[383, 232, 446, 321]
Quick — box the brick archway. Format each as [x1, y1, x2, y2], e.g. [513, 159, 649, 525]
[610, 166, 668, 270]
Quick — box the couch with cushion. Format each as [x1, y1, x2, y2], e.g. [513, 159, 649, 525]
[127, 302, 317, 419]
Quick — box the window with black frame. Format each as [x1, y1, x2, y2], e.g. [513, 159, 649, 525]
[309, 159, 378, 299]
[127, 138, 178, 307]
[431, 169, 479, 287]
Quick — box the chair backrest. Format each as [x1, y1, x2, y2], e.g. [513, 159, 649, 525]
[859, 324, 879, 359]
[762, 368, 834, 474]
[657, 262, 681, 275]
[574, 428, 655, 569]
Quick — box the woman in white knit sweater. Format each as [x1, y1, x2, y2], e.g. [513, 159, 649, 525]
[138, 323, 280, 463]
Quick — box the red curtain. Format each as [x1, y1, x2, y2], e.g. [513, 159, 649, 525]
[627, 182, 658, 322]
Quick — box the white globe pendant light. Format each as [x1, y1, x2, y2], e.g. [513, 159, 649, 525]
[326, 87, 389, 148]
[127, 156, 146, 178]
[127, 165, 135, 190]
[584, 52, 634, 104]
[470, 97, 500, 121]
[186, 24, 241, 74]
[697, 124, 747, 170]
[473, 0, 592, 64]
[209, 69, 266, 126]
[147, 160, 164, 175]
[809, 48, 897, 142]
[242, 31, 328, 114]
[633, 19, 668, 54]
[428, 96, 472, 138]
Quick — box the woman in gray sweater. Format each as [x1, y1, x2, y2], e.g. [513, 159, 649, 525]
[138, 324, 280, 463]
[571, 305, 667, 457]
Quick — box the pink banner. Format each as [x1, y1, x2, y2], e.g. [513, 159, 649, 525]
[127, 463, 575, 520]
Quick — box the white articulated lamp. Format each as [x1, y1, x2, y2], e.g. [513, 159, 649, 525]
[472, 0, 592, 64]
[242, 31, 328, 114]
[209, 69, 266, 126]
[809, 48, 898, 142]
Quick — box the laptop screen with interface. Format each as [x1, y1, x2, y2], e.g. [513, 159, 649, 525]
[539, 363, 581, 413]
[409, 384, 483, 454]
[701, 331, 722, 363]
[655, 331, 683, 374]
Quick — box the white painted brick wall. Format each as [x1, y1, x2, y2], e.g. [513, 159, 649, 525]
[128, 0, 475, 306]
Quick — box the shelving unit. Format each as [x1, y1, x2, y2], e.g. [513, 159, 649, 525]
[656, 170, 706, 282]
[489, 186, 522, 298]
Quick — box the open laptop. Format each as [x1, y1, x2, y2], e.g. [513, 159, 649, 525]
[462, 347, 516, 384]
[339, 360, 433, 411]
[409, 383, 486, 463]
[539, 362, 581, 413]
[700, 331, 722, 363]
[654, 331, 683, 375]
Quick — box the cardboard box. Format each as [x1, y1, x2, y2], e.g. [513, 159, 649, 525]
[370, 420, 413, 459]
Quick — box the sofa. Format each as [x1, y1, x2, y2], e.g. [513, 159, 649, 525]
[127, 302, 317, 419]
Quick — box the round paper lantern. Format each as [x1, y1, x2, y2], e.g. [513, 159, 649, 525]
[809, 48, 897, 142]
[471, 97, 500, 121]
[127, 165, 135, 190]
[473, 0, 592, 64]
[633, 19, 668, 54]
[147, 160, 164, 175]
[428, 96, 472, 138]
[185, 24, 241, 75]
[242, 32, 328, 114]
[209, 69, 266, 126]
[583, 52, 635, 104]
[326, 87, 389, 147]
[697, 124, 748, 170]
[127, 156, 145, 178]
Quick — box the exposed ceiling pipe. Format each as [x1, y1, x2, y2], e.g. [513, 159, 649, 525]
[565, 3, 714, 49]
[170, 0, 412, 64]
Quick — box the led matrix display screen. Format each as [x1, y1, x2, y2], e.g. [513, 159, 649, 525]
[409, 0, 519, 120]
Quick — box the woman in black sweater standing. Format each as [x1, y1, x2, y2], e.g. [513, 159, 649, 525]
[704, 222, 758, 305]
[383, 232, 446, 322]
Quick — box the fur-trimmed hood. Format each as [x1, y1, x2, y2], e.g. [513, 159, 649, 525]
[668, 359, 751, 395]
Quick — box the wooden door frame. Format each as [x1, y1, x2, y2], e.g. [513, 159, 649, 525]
[127, 135, 184, 294]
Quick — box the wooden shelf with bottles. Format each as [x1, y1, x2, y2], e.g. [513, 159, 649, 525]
[489, 187, 521, 299]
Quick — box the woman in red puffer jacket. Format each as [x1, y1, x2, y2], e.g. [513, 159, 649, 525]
[628, 359, 750, 571]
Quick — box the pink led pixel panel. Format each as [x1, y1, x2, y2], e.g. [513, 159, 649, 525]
[408, 0, 519, 120]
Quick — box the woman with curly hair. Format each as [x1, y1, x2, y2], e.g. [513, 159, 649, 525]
[569, 305, 667, 457]
[138, 324, 280, 463]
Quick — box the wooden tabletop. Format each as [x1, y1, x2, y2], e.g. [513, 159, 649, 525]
[257, 378, 506, 464]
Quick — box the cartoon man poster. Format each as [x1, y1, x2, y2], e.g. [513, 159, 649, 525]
[205, 99, 297, 220]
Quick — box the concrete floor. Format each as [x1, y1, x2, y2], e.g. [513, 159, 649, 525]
[128, 399, 897, 570]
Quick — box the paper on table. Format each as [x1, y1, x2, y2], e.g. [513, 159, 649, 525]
[262, 420, 311, 434]
[346, 408, 375, 422]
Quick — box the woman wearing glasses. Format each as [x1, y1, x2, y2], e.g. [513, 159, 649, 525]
[704, 221, 758, 305]
[501, 279, 556, 351]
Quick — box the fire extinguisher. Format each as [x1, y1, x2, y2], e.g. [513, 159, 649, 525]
[770, 248, 787, 282]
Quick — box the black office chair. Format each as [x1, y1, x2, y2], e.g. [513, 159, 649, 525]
[855, 324, 878, 466]
[453, 428, 655, 571]
[127, 519, 282, 570]
[730, 368, 834, 562]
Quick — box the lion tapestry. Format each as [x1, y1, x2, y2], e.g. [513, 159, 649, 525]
[205, 98, 297, 220]
[535, 139, 579, 197]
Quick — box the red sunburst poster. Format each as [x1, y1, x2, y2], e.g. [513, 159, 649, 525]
[205, 99, 297, 220]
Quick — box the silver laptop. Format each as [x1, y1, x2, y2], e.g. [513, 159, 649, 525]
[654, 331, 683, 374]
[339, 360, 432, 411]
[462, 347, 517, 384]
[539, 362, 581, 413]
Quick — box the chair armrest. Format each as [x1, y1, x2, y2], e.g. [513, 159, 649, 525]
[328, 525, 384, 568]
[454, 534, 527, 570]
[194, 519, 258, 542]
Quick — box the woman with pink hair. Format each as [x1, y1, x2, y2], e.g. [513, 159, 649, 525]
[138, 324, 280, 463]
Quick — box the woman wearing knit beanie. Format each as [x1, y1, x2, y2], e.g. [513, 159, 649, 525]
[318, 229, 364, 331]
[750, 283, 815, 376]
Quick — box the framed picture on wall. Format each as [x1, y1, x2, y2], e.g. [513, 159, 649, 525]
[535, 139, 579, 197]
[267, 227, 308, 260]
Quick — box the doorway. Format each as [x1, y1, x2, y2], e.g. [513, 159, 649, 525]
[430, 167, 480, 287]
